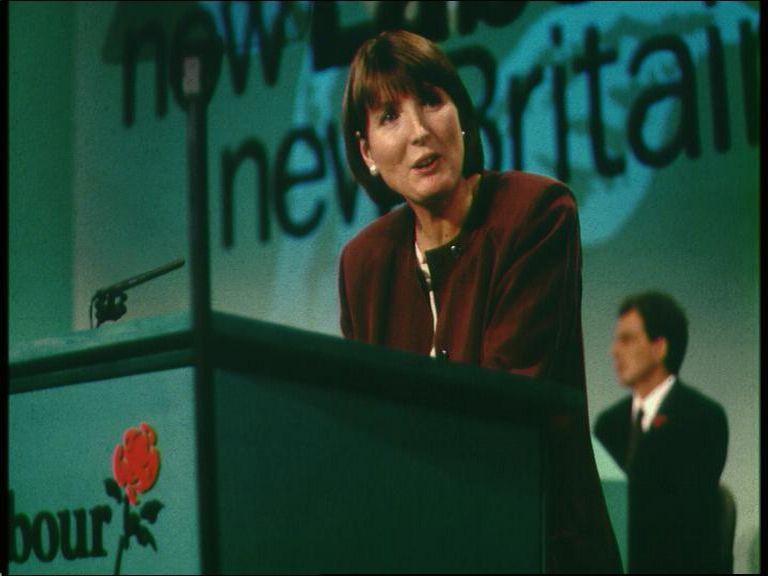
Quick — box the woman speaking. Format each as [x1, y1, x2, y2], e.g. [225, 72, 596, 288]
[338, 30, 622, 573]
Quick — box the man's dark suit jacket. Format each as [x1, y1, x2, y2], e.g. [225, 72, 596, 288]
[595, 381, 728, 573]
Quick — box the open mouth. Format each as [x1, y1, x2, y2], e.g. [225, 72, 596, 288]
[412, 153, 440, 171]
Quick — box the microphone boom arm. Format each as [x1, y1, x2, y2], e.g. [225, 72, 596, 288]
[91, 257, 186, 327]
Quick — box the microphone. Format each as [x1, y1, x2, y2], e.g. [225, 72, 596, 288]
[91, 257, 186, 327]
[93, 257, 186, 297]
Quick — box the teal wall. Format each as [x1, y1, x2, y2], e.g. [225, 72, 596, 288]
[9, 1, 760, 572]
[9, 1, 76, 342]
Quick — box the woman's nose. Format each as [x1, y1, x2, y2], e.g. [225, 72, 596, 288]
[406, 105, 430, 144]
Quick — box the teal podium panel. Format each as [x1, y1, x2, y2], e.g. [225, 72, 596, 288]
[214, 369, 541, 573]
[9, 312, 588, 574]
[9, 368, 202, 574]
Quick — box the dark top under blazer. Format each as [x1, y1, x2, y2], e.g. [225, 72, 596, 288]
[339, 170, 623, 573]
[595, 381, 729, 573]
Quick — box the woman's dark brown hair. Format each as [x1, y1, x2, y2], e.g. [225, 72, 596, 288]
[342, 30, 484, 209]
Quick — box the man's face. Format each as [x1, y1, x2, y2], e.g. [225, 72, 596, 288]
[610, 309, 665, 389]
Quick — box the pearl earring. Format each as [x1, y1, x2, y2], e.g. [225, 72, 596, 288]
[462, 130, 466, 137]
[369, 164, 379, 176]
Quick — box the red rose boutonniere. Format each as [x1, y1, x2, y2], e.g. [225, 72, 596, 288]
[652, 414, 668, 429]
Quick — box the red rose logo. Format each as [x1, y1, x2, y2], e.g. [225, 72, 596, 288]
[652, 414, 668, 429]
[106, 422, 164, 575]
[112, 422, 160, 505]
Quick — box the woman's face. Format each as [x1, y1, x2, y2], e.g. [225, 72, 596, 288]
[359, 86, 464, 208]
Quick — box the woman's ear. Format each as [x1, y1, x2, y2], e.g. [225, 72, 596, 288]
[358, 137, 374, 170]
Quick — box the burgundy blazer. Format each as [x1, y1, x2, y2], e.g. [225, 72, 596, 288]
[339, 170, 623, 573]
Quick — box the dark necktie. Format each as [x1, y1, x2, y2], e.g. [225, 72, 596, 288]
[625, 407, 644, 470]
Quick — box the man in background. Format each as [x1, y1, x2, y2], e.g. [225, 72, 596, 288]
[595, 291, 729, 573]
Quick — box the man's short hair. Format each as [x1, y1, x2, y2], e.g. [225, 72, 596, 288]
[619, 291, 689, 375]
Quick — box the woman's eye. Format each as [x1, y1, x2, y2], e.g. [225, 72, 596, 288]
[379, 107, 398, 124]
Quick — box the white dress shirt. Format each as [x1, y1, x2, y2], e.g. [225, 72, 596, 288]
[415, 242, 438, 358]
[632, 375, 676, 432]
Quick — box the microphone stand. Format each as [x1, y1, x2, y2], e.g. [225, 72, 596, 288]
[183, 54, 219, 574]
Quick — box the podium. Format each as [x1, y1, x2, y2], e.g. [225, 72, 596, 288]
[9, 311, 585, 574]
